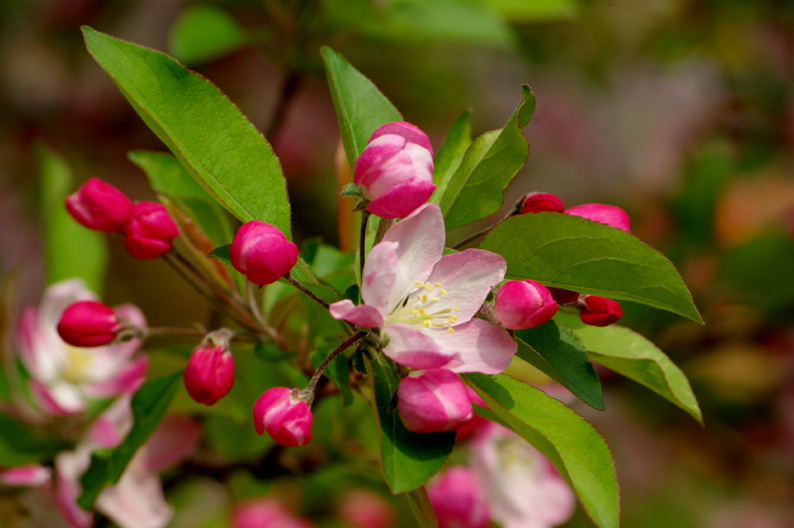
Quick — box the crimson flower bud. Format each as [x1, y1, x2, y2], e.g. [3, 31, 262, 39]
[353, 121, 435, 219]
[65, 177, 132, 233]
[253, 387, 313, 446]
[494, 280, 558, 330]
[517, 192, 565, 215]
[427, 466, 490, 528]
[396, 369, 472, 433]
[123, 201, 179, 259]
[579, 295, 623, 327]
[184, 330, 235, 406]
[57, 301, 120, 347]
[565, 203, 631, 233]
[547, 287, 580, 305]
[229, 221, 298, 285]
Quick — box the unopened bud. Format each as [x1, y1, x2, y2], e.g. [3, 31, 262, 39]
[353, 122, 435, 219]
[494, 280, 558, 330]
[57, 301, 120, 347]
[397, 369, 472, 433]
[184, 331, 235, 406]
[427, 466, 490, 528]
[547, 287, 580, 305]
[253, 387, 313, 446]
[229, 221, 298, 285]
[517, 192, 565, 215]
[65, 177, 132, 233]
[565, 203, 631, 233]
[579, 295, 623, 327]
[123, 201, 179, 259]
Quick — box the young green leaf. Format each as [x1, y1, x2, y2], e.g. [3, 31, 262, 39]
[431, 110, 472, 203]
[559, 314, 703, 424]
[168, 5, 249, 66]
[439, 85, 535, 230]
[466, 373, 619, 528]
[78, 372, 182, 509]
[37, 146, 107, 294]
[365, 356, 455, 494]
[321, 46, 402, 169]
[514, 320, 604, 410]
[82, 26, 291, 238]
[0, 412, 70, 466]
[480, 212, 703, 323]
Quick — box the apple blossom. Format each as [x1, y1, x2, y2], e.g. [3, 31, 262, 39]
[396, 369, 472, 433]
[183, 329, 235, 406]
[229, 220, 298, 285]
[17, 279, 148, 415]
[518, 192, 565, 214]
[579, 295, 623, 326]
[565, 203, 631, 233]
[123, 201, 179, 259]
[427, 466, 490, 528]
[253, 387, 313, 446]
[469, 423, 575, 528]
[65, 177, 132, 233]
[0, 465, 52, 487]
[329, 203, 517, 373]
[231, 498, 315, 528]
[57, 300, 120, 347]
[353, 121, 435, 219]
[338, 489, 395, 528]
[494, 280, 558, 330]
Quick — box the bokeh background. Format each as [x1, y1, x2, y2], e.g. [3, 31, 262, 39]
[2, 0, 794, 526]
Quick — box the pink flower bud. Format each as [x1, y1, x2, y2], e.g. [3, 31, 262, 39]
[123, 201, 179, 259]
[354, 121, 435, 219]
[518, 192, 565, 214]
[579, 295, 623, 327]
[65, 177, 133, 233]
[494, 280, 558, 330]
[338, 489, 395, 528]
[231, 499, 314, 528]
[565, 203, 631, 233]
[427, 466, 490, 528]
[548, 287, 580, 305]
[396, 369, 472, 433]
[253, 387, 313, 446]
[456, 386, 490, 441]
[229, 221, 298, 285]
[183, 331, 235, 406]
[57, 300, 120, 347]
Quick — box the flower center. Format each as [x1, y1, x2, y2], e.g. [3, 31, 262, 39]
[62, 345, 93, 384]
[387, 282, 459, 332]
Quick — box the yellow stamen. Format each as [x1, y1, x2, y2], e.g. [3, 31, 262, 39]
[448, 327, 455, 333]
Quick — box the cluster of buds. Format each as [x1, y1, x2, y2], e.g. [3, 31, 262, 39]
[66, 177, 179, 259]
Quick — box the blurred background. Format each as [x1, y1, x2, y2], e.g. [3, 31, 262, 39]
[2, 0, 794, 526]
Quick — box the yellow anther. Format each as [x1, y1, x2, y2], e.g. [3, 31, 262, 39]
[435, 282, 443, 287]
[424, 321, 431, 327]
[453, 307, 459, 312]
[449, 315, 458, 321]
[448, 327, 455, 333]
[439, 289, 448, 296]
[420, 294, 428, 303]
[424, 282, 434, 291]
[420, 308, 427, 316]
[415, 281, 425, 287]
[431, 296, 441, 302]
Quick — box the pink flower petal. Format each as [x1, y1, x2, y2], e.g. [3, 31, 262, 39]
[95, 457, 173, 528]
[565, 203, 631, 233]
[366, 178, 436, 219]
[436, 319, 518, 374]
[382, 324, 456, 370]
[83, 355, 149, 398]
[141, 415, 201, 472]
[360, 241, 398, 312]
[382, 203, 445, 309]
[425, 249, 506, 325]
[329, 300, 385, 328]
[0, 464, 52, 487]
[29, 379, 83, 415]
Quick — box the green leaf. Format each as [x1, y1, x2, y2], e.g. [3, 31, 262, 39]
[431, 110, 472, 202]
[208, 244, 232, 266]
[321, 46, 402, 168]
[168, 5, 249, 66]
[515, 320, 604, 410]
[38, 146, 108, 293]
[440, 85, 535, 230]
[467, 373, 619, 528]
[0, 412, 70, 466]
[365, 355, 455, 494]
[484, 0, 579, 21]
[82, 26, 291, 238]
[78, 372, 182, 509]
[129, 150, 233, 246]
[406, 487, 439, 528]
[480, 212, 702, 322]
[559, 314, 703, 424]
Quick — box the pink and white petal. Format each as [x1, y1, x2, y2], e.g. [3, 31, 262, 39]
[329, 300, 384, 328]
[16, 308, 44, 377]
[95, 456, 173, 528]
[83, 355, 149, 398]
[54, 448, 94, 528]
[140, 415, 201, 472]
[0, 464, 52, 487]
[382, 324, 456, 370]
[30, 379, 84, 415]
[360, 241, 398, 312]
[354, 135, 405, 186]
[436, 319, 517, 374]
[382, 203, 445, 308]
[425, 249, 506, 324]
[565, 203, 631, 233]
[108, 303, 148, 360]
[87, 395, 134, 449]
[367, 179, 435, 220]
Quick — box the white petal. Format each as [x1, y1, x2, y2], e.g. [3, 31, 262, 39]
[360, 241, 398, 312]
[435, 319, 517, 374]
